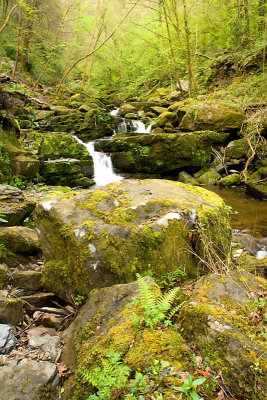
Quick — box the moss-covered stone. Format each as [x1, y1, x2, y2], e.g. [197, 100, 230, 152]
[219, 173, 241, 186]
[197, 168, 221, 185]
[245, 181, 267, 199]
[180, 271, 267, 399]
[225, 138, 248, 159]
[0, 226, 40, 254]
[35, 179, 231, 301]
[179, 101, 244, 132]
[61, 278, 193, 400]
[96, 131, 229, 174]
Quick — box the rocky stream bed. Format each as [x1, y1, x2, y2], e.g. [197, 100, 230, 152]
[0, 79, 266, 400]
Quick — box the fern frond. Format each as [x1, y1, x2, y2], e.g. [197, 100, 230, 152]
[156, 287, 180, 313]
[167, 300, 186, 320]
[137, 274, 156, 312]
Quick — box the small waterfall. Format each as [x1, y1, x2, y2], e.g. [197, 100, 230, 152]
[117, 119, 127, 133]
[74, 136, 122, 187]
[132, 121, 152, 134]
[110, 108, 119, 116]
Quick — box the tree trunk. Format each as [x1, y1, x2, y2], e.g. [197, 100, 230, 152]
[21, 0, 35, 71]
[182, 0, 197, 95]
[243, 0, 250, 44]
[12, 5, 22, 78]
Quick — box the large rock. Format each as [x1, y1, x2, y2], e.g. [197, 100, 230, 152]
[61, 278, 192, 399]
[35, 179, 231, 301]
[0, 185, 36, 226]
[40, 159, 94, 188]
[179, 101, 244, 132]
[0, 296, 24, 325]
[0, 226, 40, 254]
[245, 181, 267, 199]
[118, 103, 137, 116]
[96, 131, 229, 174]
[0, 324, 16, 354]
[180, 271, 267, 399]
[0, 359, 59, 400]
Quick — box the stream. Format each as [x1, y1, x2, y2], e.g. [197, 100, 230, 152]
[74, 109, 266, 257]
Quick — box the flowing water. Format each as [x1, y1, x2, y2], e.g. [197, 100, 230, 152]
[74, 136, 122, 187]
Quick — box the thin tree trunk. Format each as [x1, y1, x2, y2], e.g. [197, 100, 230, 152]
[57, 1, 140, 94]
[81, 0, 101, 87]
[162, 1, 177, 87]
[243, 0, 250, 43]
[0, 1, 22, 34]
[182, 0, 197, 94]
[12, 5, 22, 79]
[21, 0, 35, 71]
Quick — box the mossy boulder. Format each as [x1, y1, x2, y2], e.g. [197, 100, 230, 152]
[179, 101, 244, 132]
[0, 185, 36, 226]
[197, 168, 221, 185]
[23, 131, 94, 186]
[118, 103, 137, 117]
[0, 227, 40, 254]
[219, 173, 241, 186]
[40, 159, 94, 188]
[225, 138, 248, 160]
[180, 271, 267, 399]
[35, 179, 231, 301]
[61, 278, 192, 400]
[245, 181, 267, 199]
[96, 131, 229, 174]
[152, 111, 176, 129]
[0, 119, 39, 181]
[177, 171, 199, 185]
[23, 131, 92, 163]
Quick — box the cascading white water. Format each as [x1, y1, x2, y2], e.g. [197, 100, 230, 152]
[74, 136, 122, 187]
[132, 120, 152, 134]
[110, 108, 119, 116]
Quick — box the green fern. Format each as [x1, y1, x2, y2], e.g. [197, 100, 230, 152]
[136, 274, 181, 328]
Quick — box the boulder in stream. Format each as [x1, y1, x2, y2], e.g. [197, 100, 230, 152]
[35, 179, 231, 301]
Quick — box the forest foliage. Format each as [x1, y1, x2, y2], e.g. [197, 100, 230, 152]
[0, 0, 266, 95]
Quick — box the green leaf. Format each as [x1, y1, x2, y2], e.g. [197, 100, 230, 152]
[192, 378, 206, 387]
[190, 390, 201, 400]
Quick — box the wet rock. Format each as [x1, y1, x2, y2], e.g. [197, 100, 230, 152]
[0, 324, 16, 354]
[0, 226, 40, 254]
[0, 358, 59, 400]
[12, 271, 42, 291]
[0, 185, 36, 226]
[180, 271, 267, 399]
[35, 179, 231, 301]
[0, 296, 24, 325]
[232, 231, 267, 256]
